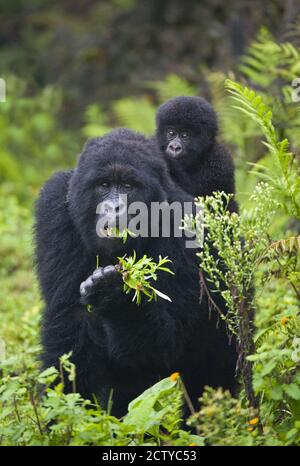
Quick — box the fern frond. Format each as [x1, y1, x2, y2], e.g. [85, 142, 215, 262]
[239, 27, 300, 86]
[225, 79, 300, 219]
[225, 80, 276, 144]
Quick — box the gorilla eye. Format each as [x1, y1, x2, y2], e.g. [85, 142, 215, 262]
[100, 182, 110, 188]
[167, 129, 176, 138]
[181, 131, 189, 139]
[124, 183, 133, 190]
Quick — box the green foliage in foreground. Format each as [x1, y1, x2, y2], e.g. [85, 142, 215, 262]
[118, 252, 174, 305]
[0, 353, 203, 446]
[186, 188, 300, 445]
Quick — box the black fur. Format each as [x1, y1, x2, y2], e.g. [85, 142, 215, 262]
[156, 96, 238, 211]
[35, 129, 237, 417]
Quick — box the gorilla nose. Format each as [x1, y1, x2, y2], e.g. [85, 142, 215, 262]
[169, 142, 182, 154]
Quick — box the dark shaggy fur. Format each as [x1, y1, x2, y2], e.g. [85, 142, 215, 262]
[156, 96, 238, 211]
[35, 129, 237, 417]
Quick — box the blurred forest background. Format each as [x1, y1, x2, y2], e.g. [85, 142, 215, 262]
[1, 0, 300, 194]
[1, 0, 299, 122]
[1, 0, 300, 446]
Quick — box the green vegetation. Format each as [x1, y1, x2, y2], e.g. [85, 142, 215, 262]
[0, 29, 300, 445]
[117, 252, 174, 305]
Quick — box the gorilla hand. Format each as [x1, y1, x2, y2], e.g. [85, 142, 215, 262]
[80, 265, 121, 306]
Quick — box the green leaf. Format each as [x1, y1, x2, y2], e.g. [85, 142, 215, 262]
[123, 377, 177, 433]
[151, 287, 172, 302]
[283, 383, 300, 400]
[269, 386, 283, 400]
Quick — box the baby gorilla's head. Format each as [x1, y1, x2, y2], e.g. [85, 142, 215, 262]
[67, 129, 172, 257]
[156, 96, 218, 166]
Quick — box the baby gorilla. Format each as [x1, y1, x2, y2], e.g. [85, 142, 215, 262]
[156, 96, 238, 211]
[35, 129, 237, 417]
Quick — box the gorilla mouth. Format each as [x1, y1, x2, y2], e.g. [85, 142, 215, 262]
[167, 149, 185, 160]
[168, 152, 184, 160]
[97, 223, 121, 241]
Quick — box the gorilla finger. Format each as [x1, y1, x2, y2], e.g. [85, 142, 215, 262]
[85, 276, 94, 288]
[103, 265, 117, 277]
[80, 283, 87, 296]
[92, 267, 104, 282]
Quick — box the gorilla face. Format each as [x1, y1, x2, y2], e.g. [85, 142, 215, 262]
[164, 127, 195, 160]
[67, 132, 169, 257]
[156, 96, 218, 167]
[158, 125, 206, 168]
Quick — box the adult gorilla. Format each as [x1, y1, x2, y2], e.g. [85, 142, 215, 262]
[35, 129, 237, 417]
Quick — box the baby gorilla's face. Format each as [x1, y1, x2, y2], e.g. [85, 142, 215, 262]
[158, 125, 201, 168]
[156, 96, 219, 167]
[164, 127, 190, 159]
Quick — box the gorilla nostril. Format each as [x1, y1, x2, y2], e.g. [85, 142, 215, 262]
[170, 143, 182, 153]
